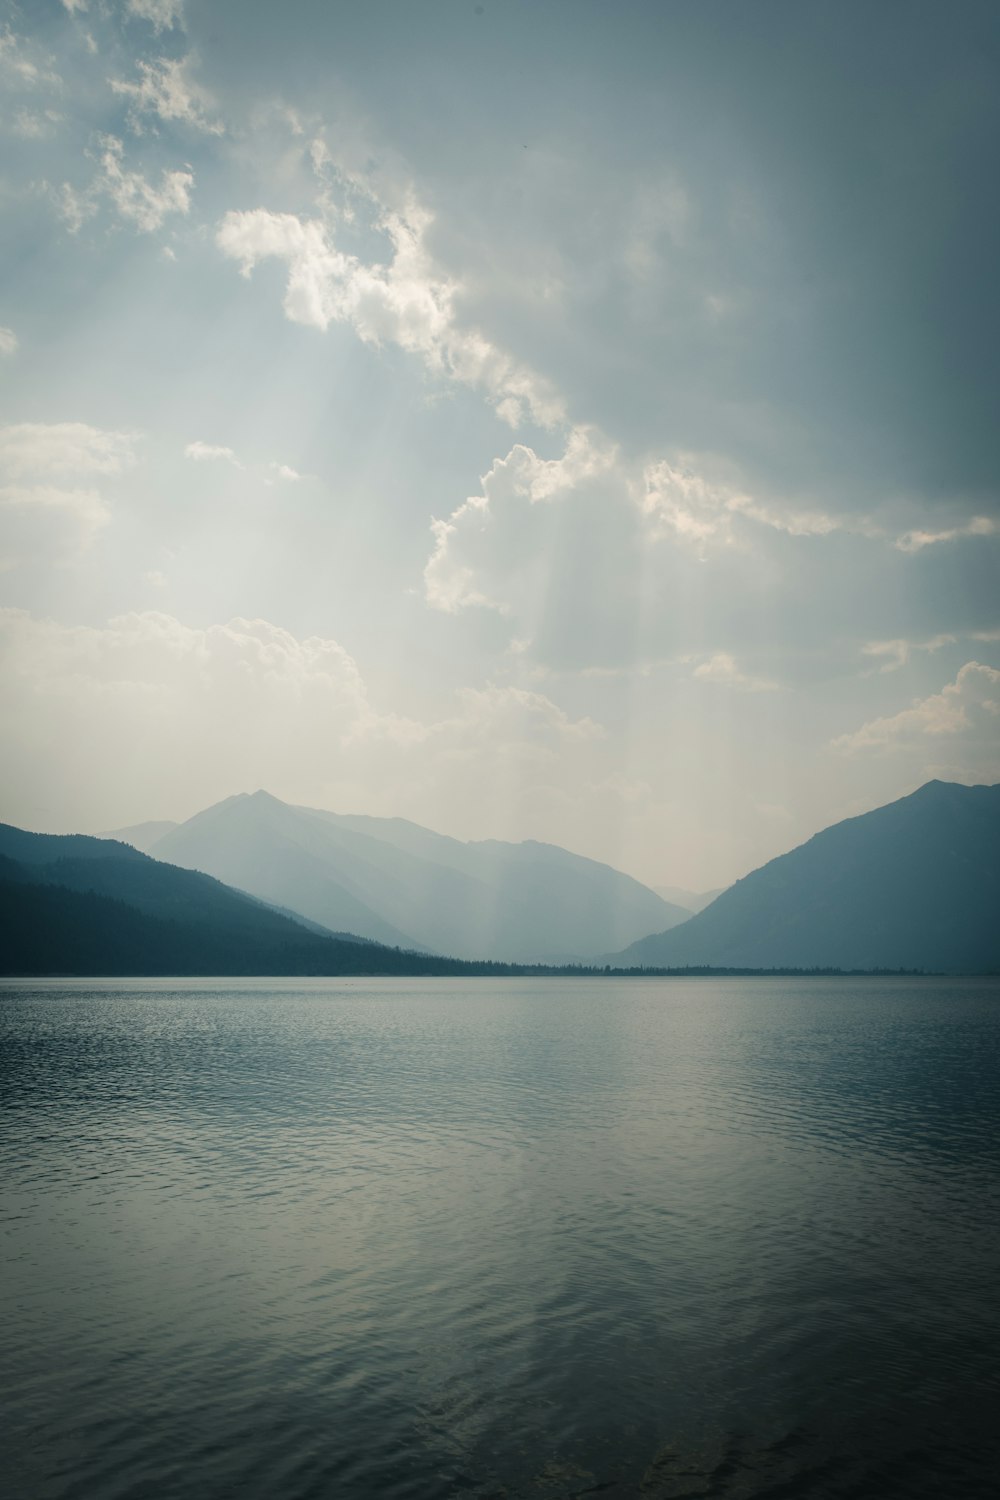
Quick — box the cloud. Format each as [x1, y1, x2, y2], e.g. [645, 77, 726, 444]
[11, 107, 62, 139]
[0, 28, 61, 90]
[0, 608, 604, 828]
[861, 635, 956, 673]
[111, 55, 223, 135]
[0, 422, 137, 477]
[894, 516, 997, 553]
[184, 441, 305, 482]
[184, 440, 241, 467]
[0, 423, 137, 565]
[0, 328, 17, 357]
[833, 661, 1000, 752]
[59, 138, 193, 235]
[424, 427, 618, 616]
[96, 135, 193, 231]
[0, 484, 108, 529]
[641, 458, 877, 548]
[216, 180, 563, 429]
[691, 653, 778, 692]
[124, 0, 184, 32]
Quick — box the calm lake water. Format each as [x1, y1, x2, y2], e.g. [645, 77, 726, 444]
[2, 976, 999, 1499]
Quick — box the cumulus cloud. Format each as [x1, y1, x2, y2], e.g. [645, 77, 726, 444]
[424, 427, 618, 616]
[895, 516, 997, 552]
[0, 328, 17, 356]
[216, 185, 563, 429]
[833, 662, 1000, 752]
[111, 55, 223, 135]
[691, 653, 778, 692]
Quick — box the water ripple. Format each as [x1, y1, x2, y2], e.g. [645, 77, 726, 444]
[2, 976, 999, 1498]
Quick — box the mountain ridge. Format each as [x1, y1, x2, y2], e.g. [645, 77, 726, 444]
[137, 792, 690, 962]
[608, 780, 1000, 973]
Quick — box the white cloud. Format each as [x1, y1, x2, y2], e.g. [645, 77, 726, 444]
[833, 661, 1000, 752]
[111, 55, 223, 135]
[895, 516, 997, 552]
[0, 424, 137, 566]
[0, 422, 137, 477]
[60, 138, 193, 235]
[861, 634, 955, 673]
[0, 28, 61, 90]
[0, 328, 17, 357]
[424, 427, 617, 615]
[184, 442, 306, 482]
[61, 1, 88, 12]
[124, 0, 185, 32]
[216, 190, 563, 429]
[692, 652, 778, 692]
[96, 135, 192, 231]
[641, 458, 875, 547]
[184, 440, 241, 467]
[641, 459, 736, 545]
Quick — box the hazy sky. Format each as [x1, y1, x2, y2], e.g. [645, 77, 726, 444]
[1, 0, 998, 889]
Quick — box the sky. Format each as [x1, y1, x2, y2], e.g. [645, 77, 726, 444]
[1, 0, 998, 891]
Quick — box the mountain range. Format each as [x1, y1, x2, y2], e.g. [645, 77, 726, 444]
[608, 780, 1000, 973]
[109, 792, 690, 963]
[3, 779, 997, 976]
[0, 823, 533, 977]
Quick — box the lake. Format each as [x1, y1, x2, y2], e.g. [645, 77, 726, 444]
[2, 976, 998, 1498]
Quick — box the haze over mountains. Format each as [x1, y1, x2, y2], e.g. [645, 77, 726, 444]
[0, 824, 535, 978]
[2, 779, 995, 976]
[610, 781, 1000, 974]
[110, 792, 689, 964]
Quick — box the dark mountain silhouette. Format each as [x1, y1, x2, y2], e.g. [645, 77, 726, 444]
[0, 825, 519, 977]
[141, 791, 689, 962]
[608, 781, 1000, 973]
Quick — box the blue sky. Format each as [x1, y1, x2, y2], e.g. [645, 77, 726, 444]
[1, 0, 998, 888]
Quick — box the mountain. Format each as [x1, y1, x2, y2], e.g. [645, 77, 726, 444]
[102, 819, 179, 853]
[0, 823, 508, 977]
[653, 885, 723, 914]
[143, 791, 689, 962]
[609, 781, 1000, 973]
